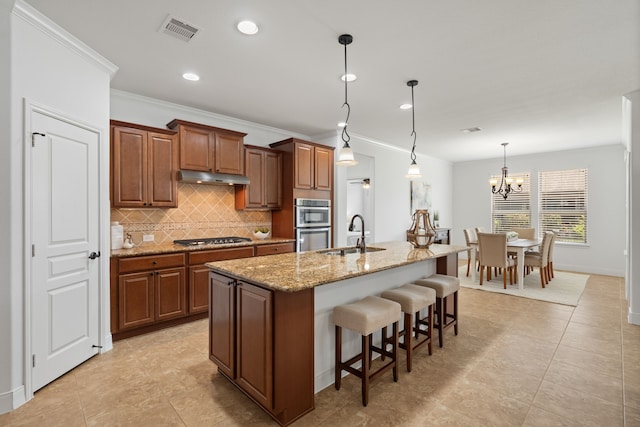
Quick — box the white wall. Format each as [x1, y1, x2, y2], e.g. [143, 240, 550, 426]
[1, 0, 114, 413]
[624, 90, 640, 325]
[453, 144, 627, 276]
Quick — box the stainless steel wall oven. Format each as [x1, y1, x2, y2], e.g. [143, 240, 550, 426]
[295, 198, 331, 251]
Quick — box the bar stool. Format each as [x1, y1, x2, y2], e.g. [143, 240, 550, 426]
[414, 274, 460, 348]
[334, 296, 401, 406]
[380, 284, 436, 372]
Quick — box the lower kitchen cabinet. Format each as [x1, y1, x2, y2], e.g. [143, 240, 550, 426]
[209, 272, 314, 426]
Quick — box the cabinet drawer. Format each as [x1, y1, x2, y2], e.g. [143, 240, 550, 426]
[254, 242, 295, 256]
[188, 247, 254, 265]
[119, 253, 185, 273]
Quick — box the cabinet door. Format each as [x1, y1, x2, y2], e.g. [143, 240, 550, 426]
[215, 132, 244, 175]
[118, 271, 154, 330]
[180, 125, 214, 171]
[209, 272, 236, 378]
[244, 148, 265, 208]
[155, 267, 186, 321]
[314, 146, 333, 191]
[112, 126, 148, 207]
[294, 142, 314, 189]
[236, 281, 273, 409]
[189, 265, 211, 314]
[264, 151, 282, 208]
[148, 132, 178, 207]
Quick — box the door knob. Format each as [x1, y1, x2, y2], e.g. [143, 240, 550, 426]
[88, 251, 101, 260]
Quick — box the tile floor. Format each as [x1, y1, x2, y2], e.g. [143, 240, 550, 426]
[1, 272, 638, 426]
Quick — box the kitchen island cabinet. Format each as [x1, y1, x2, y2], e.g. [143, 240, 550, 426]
[206, 241, 468, 426]
[167, 119, 246, 175]
[110, 121, 178, 208]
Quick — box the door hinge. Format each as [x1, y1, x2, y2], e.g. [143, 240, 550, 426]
[32, 244, 35, 257]
[32, 354, 36, 367]
[31, 132, 45, 147]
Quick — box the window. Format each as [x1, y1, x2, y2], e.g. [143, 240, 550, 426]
[491, 172, 531, 233]
[538, 168, 588, 244]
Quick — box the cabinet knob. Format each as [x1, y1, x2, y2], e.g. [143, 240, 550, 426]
[152, 261, 157, 264]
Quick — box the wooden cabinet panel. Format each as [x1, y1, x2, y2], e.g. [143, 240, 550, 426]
[314, 146, 333, 191]
[215, 132, 244, 174]
[168, 119, 246, 175]
[235, 281, 273, 409]
[254, 242, 295, 256]
[111, 121, 177, 208]
[155, 267, 186, 321]
[118, 272, 154, 330]
[189, 265, 211, 313]
[112, 126, 147, 206]
[294, 143, 314, 189]
[119, 253, 185, 274]
[235, 146, 282, 210]
[188, 247, 254, 265]
[209, 272, 236, 378]
[264, 151, 282, 208]
[178, 125, 213, 171]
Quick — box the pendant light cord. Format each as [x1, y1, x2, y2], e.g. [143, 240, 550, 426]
[341, 40, 351, 145]
[409, 81, 417, 163]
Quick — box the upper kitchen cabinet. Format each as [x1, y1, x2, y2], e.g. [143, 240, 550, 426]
[111, 120, 178, 208]
[235, 145, 282, 210]
[270, 138, 334, 192]
[167, 119, 246, 175]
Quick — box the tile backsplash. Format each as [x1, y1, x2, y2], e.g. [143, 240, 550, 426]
[111, 183, 271, 245]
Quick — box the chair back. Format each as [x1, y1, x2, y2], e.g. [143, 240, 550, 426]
[477, 232, 508, 268]
[512, 227, 535, 240]
[463, 228, 477, 245]
[475, 226, 486, 235]
[547, 231, 556, 261]
[540, 231, 554, 264]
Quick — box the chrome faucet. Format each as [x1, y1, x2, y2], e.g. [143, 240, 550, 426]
[348, 214, 366, 253]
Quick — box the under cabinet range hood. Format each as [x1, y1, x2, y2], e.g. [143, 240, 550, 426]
[177, 170, 250, 185]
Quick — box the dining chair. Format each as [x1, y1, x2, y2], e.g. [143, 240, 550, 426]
[477, 232, 517, 289]
[523, 231, 554, 288]
[511, 227, 535, 240]
[463, 228, 479, 277]
[526, 230, 556, 280]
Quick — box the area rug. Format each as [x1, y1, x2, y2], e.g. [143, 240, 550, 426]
[458, 265, 588, 306]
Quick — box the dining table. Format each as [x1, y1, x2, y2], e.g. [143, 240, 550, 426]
[469, 238, 542, 289]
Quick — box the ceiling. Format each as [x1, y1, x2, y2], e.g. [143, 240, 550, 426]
[23, 0, 640, 162]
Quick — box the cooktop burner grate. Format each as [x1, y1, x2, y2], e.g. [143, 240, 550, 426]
[173, 236, 252, 246]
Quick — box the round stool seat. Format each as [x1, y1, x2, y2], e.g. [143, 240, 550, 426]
[381, 284, 436, 313]
[414, 274, 460, 298]
[333, 296, 401, 336]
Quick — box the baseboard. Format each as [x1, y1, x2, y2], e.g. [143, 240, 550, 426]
[101, 333, 113, 353]
[0, 385, 26, 415]
[628, 309, 640, 326]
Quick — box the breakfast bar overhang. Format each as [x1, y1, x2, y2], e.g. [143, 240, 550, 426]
[206, 241, 468, 426]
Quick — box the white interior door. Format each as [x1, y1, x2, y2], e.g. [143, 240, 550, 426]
[31, 110, 101, 391]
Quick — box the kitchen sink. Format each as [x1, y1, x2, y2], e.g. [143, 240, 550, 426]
[318, 246, 386, 256]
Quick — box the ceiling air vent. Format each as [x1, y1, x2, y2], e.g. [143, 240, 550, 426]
[159, 16, 199, 42]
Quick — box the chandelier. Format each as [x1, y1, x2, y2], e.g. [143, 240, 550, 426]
[405, 80, 422, 178]
[490, 142, 523, 199]
[336, 34, 358, 166]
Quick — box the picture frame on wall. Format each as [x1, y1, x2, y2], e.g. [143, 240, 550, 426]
[410, 181, 432, 215]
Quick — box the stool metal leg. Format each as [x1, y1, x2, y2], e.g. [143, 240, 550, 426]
[362, 334, 370, 406]
[335, 325, 342, 390]
[403, 313, 413, 372]
[392, 321, 399, 382]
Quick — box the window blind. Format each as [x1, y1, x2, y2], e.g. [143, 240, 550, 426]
[538, 168, 588, 244]
[491, 172, 531, 234]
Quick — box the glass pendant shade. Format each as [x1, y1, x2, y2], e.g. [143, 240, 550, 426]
[336, 143, 357, 166]
[406, 160, 422, 179]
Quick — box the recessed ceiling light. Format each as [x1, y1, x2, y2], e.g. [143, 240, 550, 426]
[461, 127, 482, 133]
[399, 103, 412, 110]
[237, 20, 259, 35]
[341, 73, 357, 82]
[182, 72, 200, 81]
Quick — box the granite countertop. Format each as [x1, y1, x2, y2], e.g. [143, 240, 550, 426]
[206, 241, 469, 292]
[110, 237, 296, 258]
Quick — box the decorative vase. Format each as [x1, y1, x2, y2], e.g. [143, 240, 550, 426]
[406, 209, 437, 248]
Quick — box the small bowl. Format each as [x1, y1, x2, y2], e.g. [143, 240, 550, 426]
[253, 231, 270, 240]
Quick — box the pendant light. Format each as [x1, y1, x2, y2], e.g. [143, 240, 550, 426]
[336, 34, 358, 166]
[489, 142, 523, 199]
[406, 80, 422, 178]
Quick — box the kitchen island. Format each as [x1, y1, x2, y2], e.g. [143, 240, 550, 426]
[206, 241, 468, 426]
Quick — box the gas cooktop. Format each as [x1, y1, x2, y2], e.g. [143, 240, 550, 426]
[173, 237, 252, 246]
